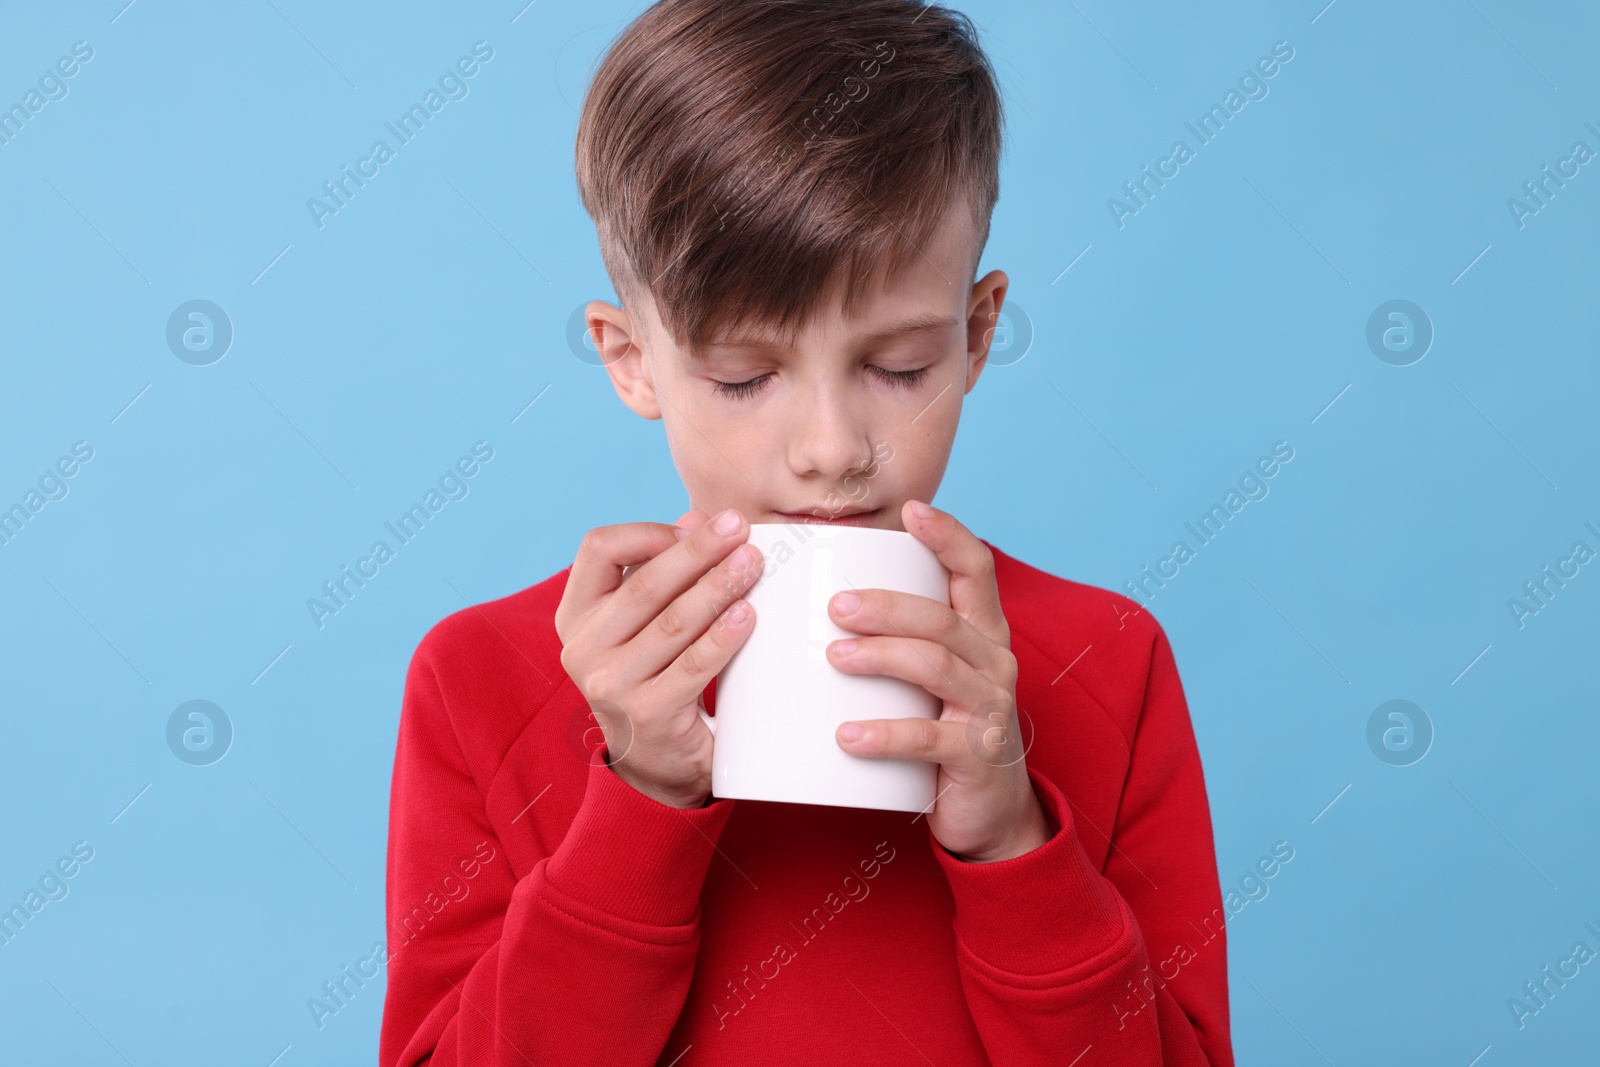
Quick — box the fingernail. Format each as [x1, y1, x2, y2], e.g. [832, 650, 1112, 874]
[729, 544, 753, 571]
[831, 638, 857, 656]
[725, 599, 749, 623]
[832, 591, 860, 614]
[908, 499, 934, 519]
[838, 722, 864, 742]
[674, 525, 692, 540]
[714, 508, 741, 535]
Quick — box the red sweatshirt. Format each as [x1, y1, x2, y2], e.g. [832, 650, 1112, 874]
[380, 540, 1234, 1066]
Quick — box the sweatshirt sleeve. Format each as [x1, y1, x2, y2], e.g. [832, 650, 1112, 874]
[379, 637, 736, 1067]
[930, 621, 1234, 1067]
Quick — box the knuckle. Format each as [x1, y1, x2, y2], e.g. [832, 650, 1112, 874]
[657, 602, 688, 640]
[559, 629, 593, 679]
[678, 640, 708, 680]
[938, 607, 962, 643]
[586, 665, 618, 699]
[623, 567, 659, 608]
[576, 526, 608, 561]
[997, 647, 1018, 687]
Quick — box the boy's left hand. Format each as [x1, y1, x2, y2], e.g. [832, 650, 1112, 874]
[828, 499, 1052, 864]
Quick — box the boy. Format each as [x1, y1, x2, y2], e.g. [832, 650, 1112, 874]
[380, 1, 1234, 1064]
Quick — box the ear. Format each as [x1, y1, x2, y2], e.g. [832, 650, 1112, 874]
[587, 299, 662, 420]
[964, 269, 1009, 395]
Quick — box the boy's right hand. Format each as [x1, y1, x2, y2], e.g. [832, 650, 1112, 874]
[554, 507, 762, 809]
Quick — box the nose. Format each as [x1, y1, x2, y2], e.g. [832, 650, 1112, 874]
[787, 381, 874, 480]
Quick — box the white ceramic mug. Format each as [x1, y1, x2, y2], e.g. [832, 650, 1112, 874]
[701, 523, 951, 812]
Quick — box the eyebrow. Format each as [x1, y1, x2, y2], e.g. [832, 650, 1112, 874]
[687, 311, 961, 363]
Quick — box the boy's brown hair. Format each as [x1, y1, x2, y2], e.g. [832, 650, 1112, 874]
[575, 0, 1004, 353]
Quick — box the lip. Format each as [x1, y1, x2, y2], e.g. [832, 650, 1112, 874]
[771, 507, 882, 527]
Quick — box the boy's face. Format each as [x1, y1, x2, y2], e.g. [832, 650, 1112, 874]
[587, 202, 1007, 532]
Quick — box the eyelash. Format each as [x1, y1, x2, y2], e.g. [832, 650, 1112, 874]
[711, 366, 931, 400]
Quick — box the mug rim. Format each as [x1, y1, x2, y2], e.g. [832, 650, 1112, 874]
[746, 521, 917, 537]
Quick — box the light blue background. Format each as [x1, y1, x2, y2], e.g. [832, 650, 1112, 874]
[2, 1, 1596, 1064]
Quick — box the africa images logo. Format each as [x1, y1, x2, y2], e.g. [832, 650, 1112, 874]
[306, 41, 495, 229]
[1107, 40, 1295, 229]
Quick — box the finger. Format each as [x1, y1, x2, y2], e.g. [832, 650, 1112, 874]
[835, 714, 968, 765]
[827, 588, 999, 674]
[619, 510, 707, 582]
[631, 538, 764, 680]
[591, 508, 750, 650]
[672, 509, 710, 538]
[651, 594, 757, 709]
[825, 633, 1000, 711]
[561, 521, 684, 632]
[899, 500, 1008, 648]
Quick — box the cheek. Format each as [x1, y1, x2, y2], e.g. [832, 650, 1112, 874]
[877, 422, 957, 510]
[661, 403, 764, 498]
[898, 411, 959, 473]
[662, 412, 722, 475]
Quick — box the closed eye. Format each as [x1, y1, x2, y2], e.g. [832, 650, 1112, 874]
[710, 366, 931, 400]
[870, 366, 931, 390]
[711, 373, 773, 400]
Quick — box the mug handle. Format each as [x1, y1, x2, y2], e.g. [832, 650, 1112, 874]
[697, 707, 717, 735]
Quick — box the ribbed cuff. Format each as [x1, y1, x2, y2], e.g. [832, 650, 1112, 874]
[932, 765, 1128, 975]
[543, 754, 736, 928]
